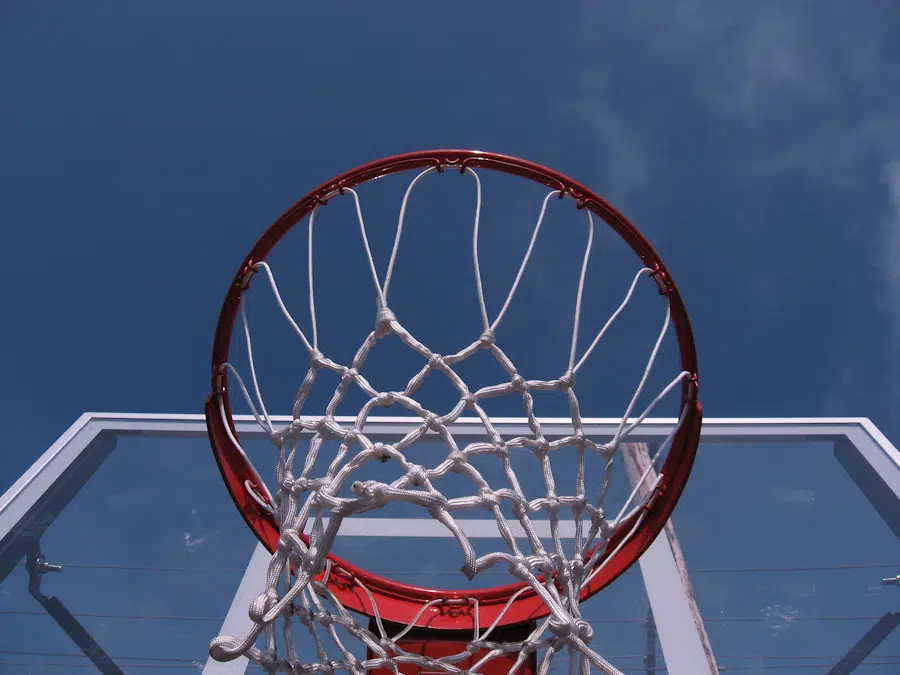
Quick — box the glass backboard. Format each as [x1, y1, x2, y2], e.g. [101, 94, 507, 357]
[0, 414, 898, 674]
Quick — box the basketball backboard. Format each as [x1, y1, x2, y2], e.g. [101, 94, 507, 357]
[1, 414, 898, 673]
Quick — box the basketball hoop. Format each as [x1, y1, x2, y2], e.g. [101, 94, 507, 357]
[205, 150, 701, 674]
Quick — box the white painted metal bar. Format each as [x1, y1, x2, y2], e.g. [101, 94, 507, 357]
[0, 414, 101, 537]
[846, 419, 900, 501]
[639, 533, 717, 675]
[33, 412, 900, 446]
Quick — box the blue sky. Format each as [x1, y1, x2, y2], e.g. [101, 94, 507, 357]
[2, 2, 900, 670]
[3, 3, 900, 482]
[4, 4, 900, 490]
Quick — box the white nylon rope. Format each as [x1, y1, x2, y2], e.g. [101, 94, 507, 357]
[211, 168, 690, 675]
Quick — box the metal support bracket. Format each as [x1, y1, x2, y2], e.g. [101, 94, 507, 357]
[26, 547, 124, 675]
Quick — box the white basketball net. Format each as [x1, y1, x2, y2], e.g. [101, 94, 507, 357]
[209, 167, 691, 675]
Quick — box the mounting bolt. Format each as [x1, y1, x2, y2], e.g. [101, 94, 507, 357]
[650, 266, 674, 295]
[29, 554, 62, 575]
[883, 574, 900, 587]
[238, 263, 257, 290]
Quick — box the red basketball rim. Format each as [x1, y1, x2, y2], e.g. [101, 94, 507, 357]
[206, 149, 702, 630]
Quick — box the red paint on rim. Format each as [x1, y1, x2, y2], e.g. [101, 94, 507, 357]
[206, 150, 702, 630]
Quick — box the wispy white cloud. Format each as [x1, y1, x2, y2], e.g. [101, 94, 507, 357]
[878, 161, 900, 407]
[580, 2, 831, 116]
[560, 2, 843, 203]
[560, 93, 650, 202]
[698, 4, 830, 117]
[183, 529, 220, 552]
[769, 485, 816, 509]
[573, 2, 899, 177]
[821, 161, 900, 414]
[768, 116, 900, 187]
[560, 2, 899, 419]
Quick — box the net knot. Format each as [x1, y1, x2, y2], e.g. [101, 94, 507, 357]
[316, 417, 335, 439]
[375, 443, 392, 463]
[545, 494, 560, 514]
[492, 441, 509, 458]
[549, 618, 593, 643]
[352, 480, 386, 503]
[375, 307, 397, 337]
[341, 367, 359, 385]
[572, 427, 586, 447]
[533, 437, 550, 459]
[558, 369, 576, 390]
[478, 487, 499, 509]
[512, 498, 529, 519]
[310, 349, 325, 369]
[478, 328, 495, 346]
[510, 374, 527, 392]
[598, 441, 615, 460]
[571, 494, 587, 514]
[312, 489, 342, 511]
[508, 560, 531, 580]
[407, 464, 427, 486]
[467, 640, 485, 654]
[290, 477, 311, 495]
[424, 412, 443, 432]
[258, 650, 278, 671]
[449, 450, 467, 472]
[375, 392, 397, 407]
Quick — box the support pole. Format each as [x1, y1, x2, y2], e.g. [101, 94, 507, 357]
[622, 442, 720, 675]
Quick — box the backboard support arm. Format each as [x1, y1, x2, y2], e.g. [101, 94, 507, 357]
[26, 549, 125, 675]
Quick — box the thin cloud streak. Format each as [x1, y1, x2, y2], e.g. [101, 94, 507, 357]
[879, 161, 900, 409]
